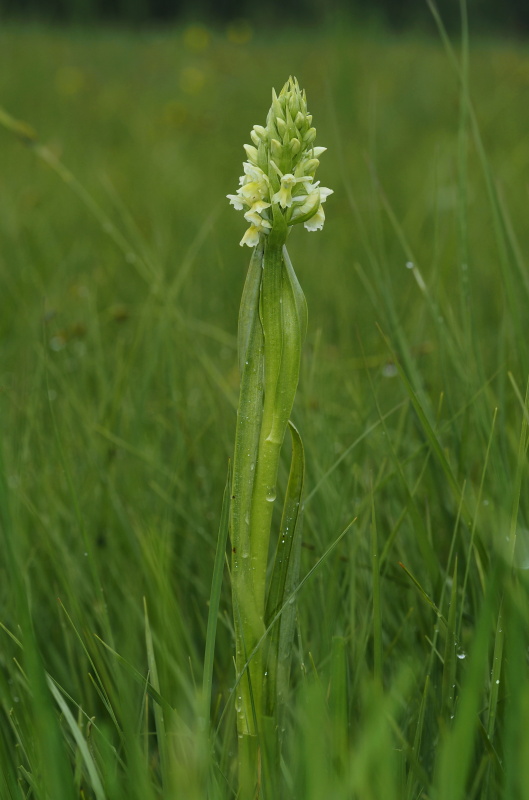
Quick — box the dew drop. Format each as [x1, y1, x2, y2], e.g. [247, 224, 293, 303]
[382, 363, 398, 378]
[266, 487, 276, 503]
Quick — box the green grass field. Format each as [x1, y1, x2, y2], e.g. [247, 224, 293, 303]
[2, 17, 529, 799]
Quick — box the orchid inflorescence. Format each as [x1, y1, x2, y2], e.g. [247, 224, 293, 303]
[227, 76, 333, 247]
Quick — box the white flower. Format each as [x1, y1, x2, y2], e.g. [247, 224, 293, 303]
[270, 168, 313, 209]
[272, 174, 298, 208]
[244, 209, 272, 228]
[227, 193, 248, 210]
[241, 162, 268, 187]
[238, 162, 270, 204]
[240, 226, 261, 248]
[303, 186, 333, 231]
[249, 200, 271, 215]
[318, 186, 333, 203]
[239, 208, 272, 247]
[304, 204, 325, 231]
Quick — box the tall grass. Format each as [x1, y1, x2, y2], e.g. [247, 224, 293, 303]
[1, 17, 529, 799]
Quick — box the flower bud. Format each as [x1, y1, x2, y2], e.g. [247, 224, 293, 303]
[290, 138, 301, 155]
[243, 144, 258, 164]
[294, 111, 305, 130]
[257, 140, 268, 173]
[288, 94, 301, 118]
[303, 127, 317, 146]
[276, 117, 287, 136]
[271, 89, 284, 121]
[271, 138, 283, 161]
[302, 158, 319, 176]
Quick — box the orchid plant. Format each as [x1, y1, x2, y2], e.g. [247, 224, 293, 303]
[227, 76, 331, 797]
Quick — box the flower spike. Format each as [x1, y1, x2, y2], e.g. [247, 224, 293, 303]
[227, 76, 332, 246]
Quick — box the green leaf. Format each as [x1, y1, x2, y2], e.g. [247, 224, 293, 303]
[268, 247, 304, 443]
[486, 598, 504, 740]
[265, 420, 305, 716]
[238, 241, 264, 375]
[282, 245, 307, 343]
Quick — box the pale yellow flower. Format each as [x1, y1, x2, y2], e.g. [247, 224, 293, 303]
[271, 172, 313, 209]
[239, 208, 272, 247]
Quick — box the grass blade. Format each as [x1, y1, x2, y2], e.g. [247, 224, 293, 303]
[143, 599, 168, 791]
[47, 676, 106, 800]
[202, 460, 232, 726]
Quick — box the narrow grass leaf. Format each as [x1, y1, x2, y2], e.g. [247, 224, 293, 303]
[143, 599, 168, 790]
[328, 635, 348, 771]
[47, 676, 106, 800]
[203, 461, 232, 726]
[398, 562, 448, 634]
[433, 579, 495, 800]
[370, 492, 382, 686]
[405, 675, 430, 799]
[441, 559, 458, 718]
[486, 598, 504, 740]
[94, 636, 174, 715]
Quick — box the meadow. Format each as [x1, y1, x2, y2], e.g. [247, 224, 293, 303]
[1, 17, 529, 799]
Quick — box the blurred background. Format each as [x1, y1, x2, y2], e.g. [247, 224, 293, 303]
[1, 0, 529, 32]
[2, 2, 529, 797]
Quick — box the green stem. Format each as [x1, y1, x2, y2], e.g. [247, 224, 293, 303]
[250, 234, 305, 620]
[231, 242, 266, 740]
[250, 237, 285, 616]
[231, 220, 306, 796]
